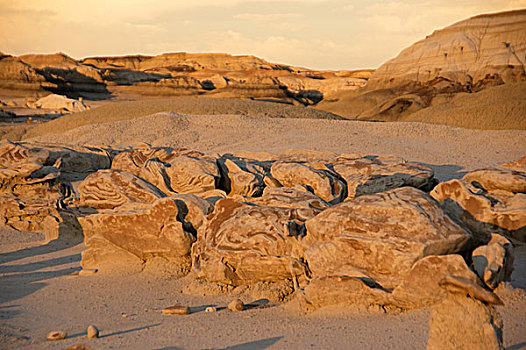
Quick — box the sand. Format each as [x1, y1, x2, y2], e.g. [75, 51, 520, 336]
[31, 112, 526, 181]
[1, 110, 526, 349]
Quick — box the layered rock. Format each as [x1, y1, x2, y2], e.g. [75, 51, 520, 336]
[431, 165, 526, 243]
[270, 161, 346, 204]
[332, 155, 436, 198]
[216, 156, 267, 197]
[31, 94, 88, 112]
[111, 146, 220, 195]
[303, 187, 471, 287]
[472, 233, 514, 289]
[368, 9, 526, 90]
[0, 141, 110, 239]
[427, 276, 504, 350]
[79, 196, 210, 270]
[390, 254, 480, 309]
[192, 197, 321, 285]
[78, 169, 166, 209]
[0, 52, 370, 107]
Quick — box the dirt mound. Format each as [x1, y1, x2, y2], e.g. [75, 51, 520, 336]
[22, 97, 344, 140]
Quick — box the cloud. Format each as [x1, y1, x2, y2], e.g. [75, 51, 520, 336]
[234, 13, 301, 22]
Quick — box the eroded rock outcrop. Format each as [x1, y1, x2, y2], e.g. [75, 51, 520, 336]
[78, 169, 165, 209]
[431, 165, 526, 243]
[332, 155, 436, 199]
[472, 233, 514, 289]
[368, 10, 526, 90]
[427, 276, 504, 350]
[270, 161, 346, 204]
[303, 187, 471, 287]
[112, 146, 220, 195]
[79, 195, 211, 270]
[192, 197, 316, 285]
[0, 141, 110, 239]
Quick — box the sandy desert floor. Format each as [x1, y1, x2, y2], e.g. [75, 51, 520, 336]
[1, 112, 526, 349]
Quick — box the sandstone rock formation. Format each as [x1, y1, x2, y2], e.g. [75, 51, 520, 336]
[191, 197, 315, 285]
[270, 161, 346, 204]
[390, 254, 480, 309]
[1, 141, 518, 323]
[0, 52, 370, 108]
[31, 94, 88, 113]
[111, 146, 220, 195]
[0, 141, 110, 239]
[78, 169, 166, 209]
[472, 233, 514, 289]
[331, 155, 436, 199]
[303, 187, 471, 287]
[368, 10, 526, 90]
[427, 276, 504, 350]
[314, 9, 526, 130]
[431, 164, 526, 243]
[79, 196, 210, 270]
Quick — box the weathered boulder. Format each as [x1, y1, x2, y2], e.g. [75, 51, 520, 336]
[246, 186, 330, 212]
[390, 254, 480, 309]
[168, 193, 214, 234]
[270, 161, 346, 204]
[499, 156, 526, 173]
[472, 233, 514, 289]
[0, 141, 107, 239]
[331, 155, 437, 199]
[299, 276, 391, 312]
[217, 156, 266, 197]
[33, 94, 88, 112]
[303, 187, 471, 287]
[78, 169, 165, 209]
[427, 276, 504, 350]
[79, 197, 201, 270]
[111, 145, 172, 176]
[0, 141, 110, 180]
[163, 155, 220, 194]
[112, 146, 219, 195]
[463, 168, 526, 193]
[192, 198, 316, 285]
[431, 172, 526, 243]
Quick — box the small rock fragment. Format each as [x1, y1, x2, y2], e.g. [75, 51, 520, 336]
[121, 313, 127, 318]
[205, 306, 217, 313]
[46, 331, 67, 341]
[79, 269, 98, 276]
[161, 305, 190, 315]
[228, 299, 244, 312]
[65, 344, 93, 350]
[87, 325, 99, 339]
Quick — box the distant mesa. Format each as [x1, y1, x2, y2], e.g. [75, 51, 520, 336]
[0, 51, 371, 106]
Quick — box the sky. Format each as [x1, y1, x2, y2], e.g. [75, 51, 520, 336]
[1, 0, 525, 70]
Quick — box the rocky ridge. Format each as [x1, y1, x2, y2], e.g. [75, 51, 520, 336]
[0, 52, 371, 107]
[1, 140, 523, 317]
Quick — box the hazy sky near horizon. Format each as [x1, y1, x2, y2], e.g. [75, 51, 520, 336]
[1, 0, 525, 70]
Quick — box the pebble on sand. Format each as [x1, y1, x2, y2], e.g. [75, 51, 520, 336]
[87, 325, 99, 339]
[79, 269, 98, 276]
[46, 331, 67, 341]
[205, 306, 217, 313]
[162, 305, 191, 315]
[228, 299, 245, 312]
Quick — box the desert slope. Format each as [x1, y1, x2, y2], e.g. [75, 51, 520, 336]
[21, 97, 343, 141]
[367, 9, 526, 89]
[316, 9, 526, 129]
